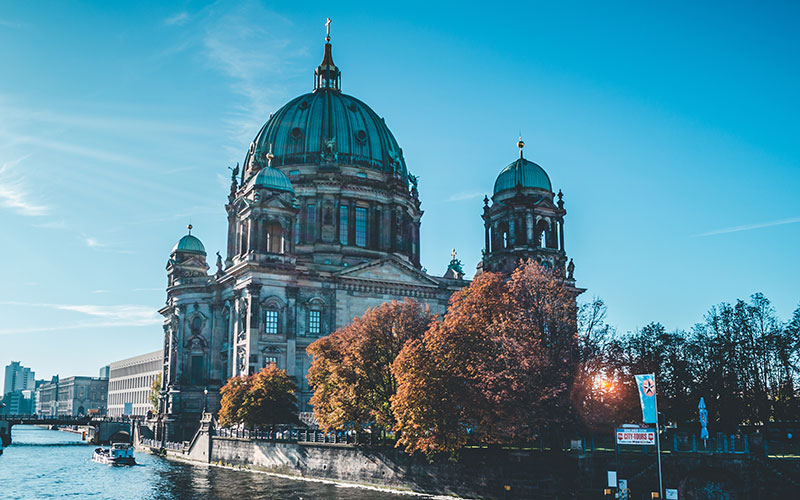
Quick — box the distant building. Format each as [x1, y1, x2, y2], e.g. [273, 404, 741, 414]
[98, 365, 110, 379]
[4, 361, 35, 395]
[35, 376, 106, 416]
[0, 390, 34, 415]
[107, 351, 161, 417]
[36, 376, 59, 416]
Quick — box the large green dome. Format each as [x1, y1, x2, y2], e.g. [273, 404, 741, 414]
[244, 43, 407, 183]
[493, 157, 552, 195]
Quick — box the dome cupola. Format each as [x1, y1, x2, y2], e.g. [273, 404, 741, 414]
[172, 226, 206, 255]
[253, 164, 294, 194]
[241, 20, 408, 184]
[493, 139, 552, 196]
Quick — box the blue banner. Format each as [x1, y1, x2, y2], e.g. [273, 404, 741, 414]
[634, 373, 657, 424]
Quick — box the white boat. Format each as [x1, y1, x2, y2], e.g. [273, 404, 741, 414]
[92, 442, 136, 465]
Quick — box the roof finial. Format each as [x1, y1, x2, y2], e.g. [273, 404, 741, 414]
[517, 136, 525, 159]
[267, 143, 274, 167]
[187, 224, 193, 235]
[315, 18, 341, 91]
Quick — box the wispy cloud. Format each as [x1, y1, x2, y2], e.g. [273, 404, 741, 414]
[693, 217, 800, 237]
[164, 12, 189, 26]
[0, 301, 161, 335]
[200, 2, 306, 156]
[0, 18, 26, 29]
[445, 191, 485, 202]
[91, 289, 111, 294]
[0, 155, 50, 216]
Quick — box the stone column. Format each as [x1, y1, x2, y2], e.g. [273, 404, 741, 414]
[559, 219, 565, 252]
[225, 210, 236, 265]
[174, 306, 185, 383]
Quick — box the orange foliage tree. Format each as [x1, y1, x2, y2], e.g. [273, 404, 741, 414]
[217, 365, 299, 428]
[307, 299, 434, 431]
[391, 260, 580, 455]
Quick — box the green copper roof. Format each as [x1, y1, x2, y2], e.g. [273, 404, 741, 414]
[243, 43, 407, 184]
[493, 157, 552, 195]
[172, 234, 206, 255]
[254, 167, 294, 193]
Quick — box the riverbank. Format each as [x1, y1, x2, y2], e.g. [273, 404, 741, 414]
[135, 419, 800, 499]
[2, 425, 415, 500]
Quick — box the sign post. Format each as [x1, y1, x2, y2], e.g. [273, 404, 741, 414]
[635, 374, 663, 499]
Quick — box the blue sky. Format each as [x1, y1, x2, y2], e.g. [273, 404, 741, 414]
[1, 1, 798, 379]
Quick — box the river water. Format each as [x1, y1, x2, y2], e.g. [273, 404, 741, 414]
[0, 425, 430, 500]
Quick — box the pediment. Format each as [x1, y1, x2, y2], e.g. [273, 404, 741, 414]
[336, 257, 440, 287]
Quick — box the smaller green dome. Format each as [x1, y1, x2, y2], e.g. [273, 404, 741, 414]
[254, 167, 294, 193]
[172, 234, 206, 255]
[493, 157, 552, 195]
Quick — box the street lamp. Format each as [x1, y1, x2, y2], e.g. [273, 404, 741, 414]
[203, 387, 208, 414]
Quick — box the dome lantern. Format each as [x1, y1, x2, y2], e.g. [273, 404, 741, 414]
[314, 18, 340, 91]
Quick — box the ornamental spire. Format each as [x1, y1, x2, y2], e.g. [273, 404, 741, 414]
[314, 18, 341, 91]
[517, 136, 525, 159]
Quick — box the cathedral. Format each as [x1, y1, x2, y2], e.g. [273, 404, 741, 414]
[157, 27, 578, 439]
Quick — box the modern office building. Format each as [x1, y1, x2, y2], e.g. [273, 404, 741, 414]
[107, 350, 162, 417]
[3, 361, 35, 395]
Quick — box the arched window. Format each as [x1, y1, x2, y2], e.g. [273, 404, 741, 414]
[265, 221, 284, 254]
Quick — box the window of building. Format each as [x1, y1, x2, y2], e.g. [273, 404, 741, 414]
[339, 205, 349, 245]
[266, 222, 283, 253]
[308, 310, 321, 336]
[305, 204, 316, 241]
[294, 218, 300, 245]
[263, 356, 278, 368]
[190, 355, 203, 385]
[264, 309, 278, 335]
[355, 207, 367, 247]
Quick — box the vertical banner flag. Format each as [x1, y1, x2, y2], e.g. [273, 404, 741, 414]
[634, 373, 658, 424]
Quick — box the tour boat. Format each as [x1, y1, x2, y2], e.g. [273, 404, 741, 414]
[92, 442, 136, 465]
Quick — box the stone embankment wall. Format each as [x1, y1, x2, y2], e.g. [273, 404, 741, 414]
[139, 428, 800, 499]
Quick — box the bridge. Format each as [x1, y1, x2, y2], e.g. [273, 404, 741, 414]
[0, 414, 135, 446]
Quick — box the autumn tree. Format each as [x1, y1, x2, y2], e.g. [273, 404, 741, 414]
[392, 260, 580, 455]
[218, 366, 299, 428]
[218, 375, 250, 428]
[307, 299, 433, 432]
[149, 373, 161, 414]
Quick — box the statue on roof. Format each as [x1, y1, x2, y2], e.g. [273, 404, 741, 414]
[447, 248, 464, 277]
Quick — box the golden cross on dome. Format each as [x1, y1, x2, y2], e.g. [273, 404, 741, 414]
[325, 18, 331, 42]
[451, 248, 457, 260]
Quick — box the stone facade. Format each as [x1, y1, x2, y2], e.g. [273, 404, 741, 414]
[35, 376, 107, 417]
[156, 36, 579, 440]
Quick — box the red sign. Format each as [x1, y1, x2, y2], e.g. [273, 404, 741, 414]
[616, 428, 656, 445]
